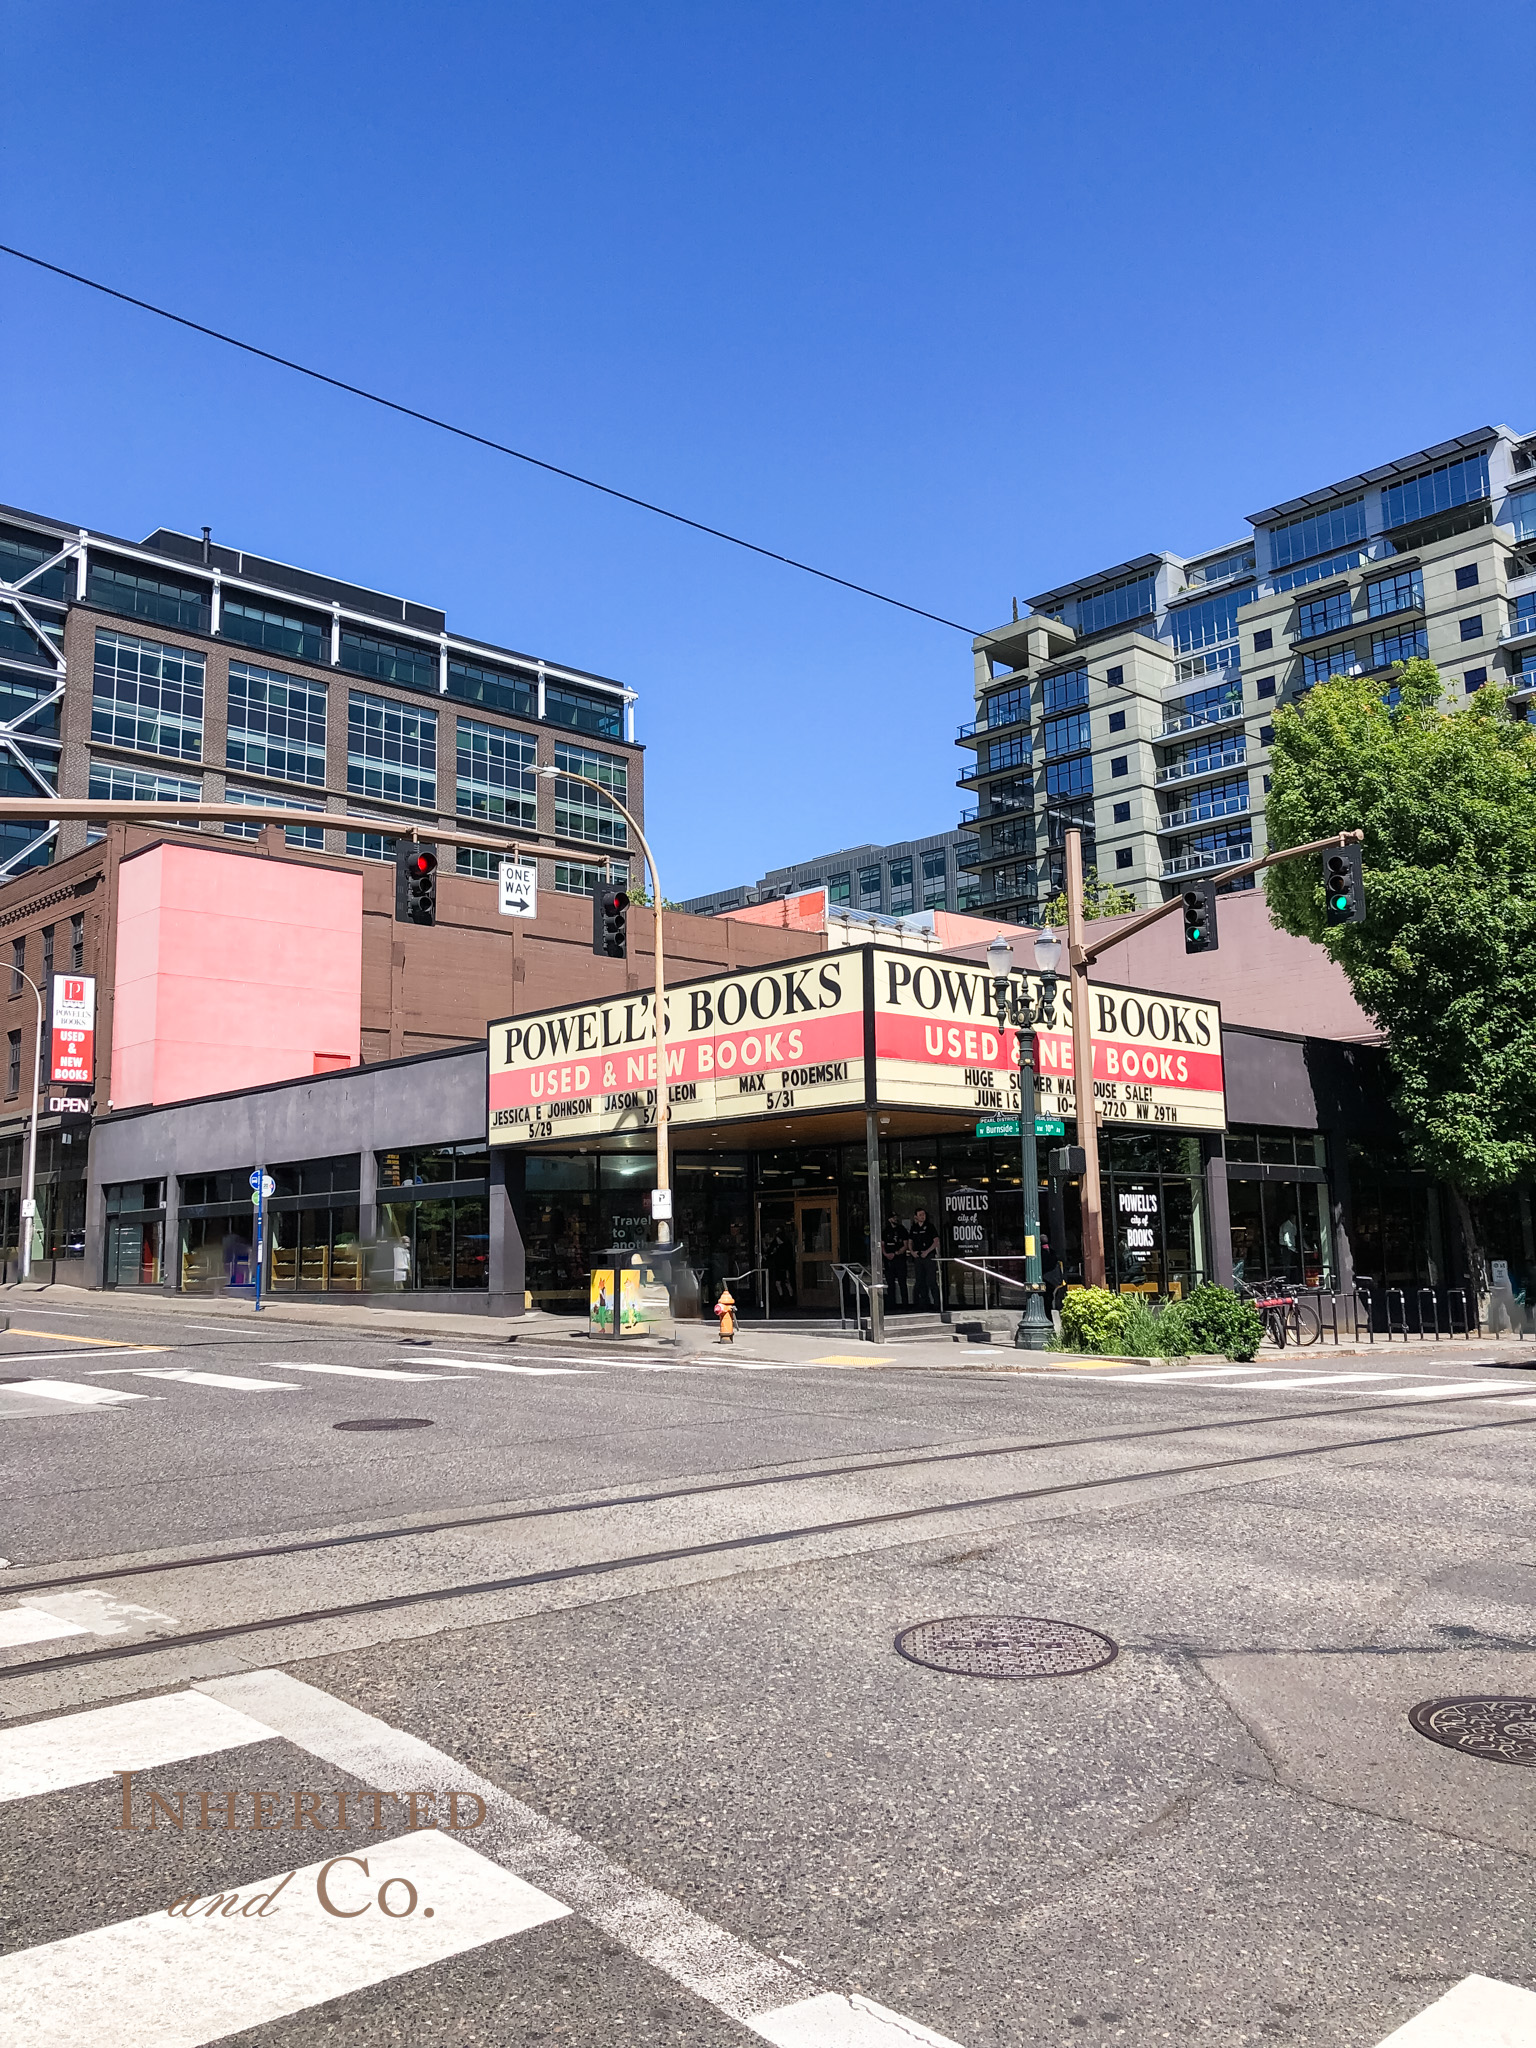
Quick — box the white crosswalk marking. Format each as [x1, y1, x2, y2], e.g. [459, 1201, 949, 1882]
[0, 1607, 93, 1649]
[0, 1379, 149, 1407]
[405, 1356, 592, 1375]
[1371, 1972, 1536, 2044]
[0, 1690, 273, 1802]
[107, 1369, 304, 1392]
[0, 1831, 569, 2048]
[260, 1360, 463, 1382]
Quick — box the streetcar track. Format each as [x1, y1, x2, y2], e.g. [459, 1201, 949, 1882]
[2, 1388, 1532, 1601]
[4, 1409, 1535, 1681]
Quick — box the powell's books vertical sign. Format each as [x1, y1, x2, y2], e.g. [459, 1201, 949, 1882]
[50, 974, 95, 1087]
[488, 946, 1225, 1145]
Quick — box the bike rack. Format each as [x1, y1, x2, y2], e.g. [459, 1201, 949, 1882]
[1446, 1285, 1476, 1338]
[1384, 1286, 1409, 1340]
[1416, 1286, 1442, 1341]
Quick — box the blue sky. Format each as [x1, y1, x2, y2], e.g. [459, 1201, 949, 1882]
[1, 1, 1530, 897]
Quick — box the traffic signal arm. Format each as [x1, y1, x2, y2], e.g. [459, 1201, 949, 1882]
[1077, 829, 1365, 968]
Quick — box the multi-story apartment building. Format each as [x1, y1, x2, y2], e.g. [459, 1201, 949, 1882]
[0, 504, 640, 893]
[958, 423, 1536, 918]
[678, 828, 982, 919]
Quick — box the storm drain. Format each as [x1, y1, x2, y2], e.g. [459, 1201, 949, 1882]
[1409, 1696, 1536, 1767]
[332, 1418, 435, 1433]
[894, 1615, 1118, 1679]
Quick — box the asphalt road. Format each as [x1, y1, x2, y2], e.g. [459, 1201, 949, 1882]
[1, 1297, 1535, 2047]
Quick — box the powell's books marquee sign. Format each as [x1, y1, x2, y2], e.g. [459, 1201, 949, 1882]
[488, 946, 1226, 1146]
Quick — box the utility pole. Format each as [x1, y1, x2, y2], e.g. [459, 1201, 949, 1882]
[1064, 829, 1105, 1286]
[17, 971, 44, 1281]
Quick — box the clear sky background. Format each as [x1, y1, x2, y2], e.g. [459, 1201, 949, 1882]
[1, 1, 1531, 897]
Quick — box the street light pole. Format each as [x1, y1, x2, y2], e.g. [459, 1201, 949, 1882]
[539, 767, 671, 1243]
[1064, 827, 1106, 1287]
[15, 970, 45, 1280]
[988, 930, 1063, 1350]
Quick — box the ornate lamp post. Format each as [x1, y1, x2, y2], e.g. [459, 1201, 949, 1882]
[987, 928, 1064, 1350]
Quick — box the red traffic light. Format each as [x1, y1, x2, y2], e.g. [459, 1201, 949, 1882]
[410, 851, 437, 877]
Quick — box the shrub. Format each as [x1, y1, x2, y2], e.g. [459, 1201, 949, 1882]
[1178, 1283, 1264, 1362]
[1151, 1298, 1198, 1357]
[1117, 1295, 1165, 1358]
[1058, 1286, 1130, 1353]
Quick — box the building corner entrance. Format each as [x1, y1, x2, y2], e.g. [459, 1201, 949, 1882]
[758, 1194, 840, 1313]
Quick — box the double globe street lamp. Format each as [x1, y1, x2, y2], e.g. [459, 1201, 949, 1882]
[986, 927, 1065, 1350]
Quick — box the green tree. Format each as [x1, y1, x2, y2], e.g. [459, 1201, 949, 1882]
[1263, 657, 1536, 1283]
[1040, 866, 1138, 928]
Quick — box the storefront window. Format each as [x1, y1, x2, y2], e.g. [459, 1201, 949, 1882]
[104, 1179, 166, 1288]
[267, 1156, 362, 1292]
[376, 1143, 489, 1292]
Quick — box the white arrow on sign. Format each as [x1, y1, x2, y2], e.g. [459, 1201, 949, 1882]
[498, 860, 538, 919]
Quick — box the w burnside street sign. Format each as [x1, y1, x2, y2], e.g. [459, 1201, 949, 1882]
[976, 1116, 1066, 1139]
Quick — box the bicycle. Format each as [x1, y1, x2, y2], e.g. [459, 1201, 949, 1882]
[1237, 1280, 1323, 1350]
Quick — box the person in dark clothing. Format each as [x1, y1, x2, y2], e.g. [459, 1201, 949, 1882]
[909, 1207, 939, 1310]
[881, 1215, 910, 1310]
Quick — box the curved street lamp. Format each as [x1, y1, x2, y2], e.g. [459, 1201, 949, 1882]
[986, 927, 1063, 1349]
[11, 968, 46, 1280]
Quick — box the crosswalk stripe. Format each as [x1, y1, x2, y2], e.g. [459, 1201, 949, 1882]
[403, 1356, 592, 1376]
[0, 1607, 93, 1649]
[0, 1830, 569, 2048]
[199, 1670, 961, 2046]
[113, 1369, 303, 1392]
[0, 1379, 149, 1407]
[260, 1360, 462, 1382]
[0, 1690, 273, 1802]
[1238, 1372, 1397, 1388]
[1371, 1971, 1536, 2044]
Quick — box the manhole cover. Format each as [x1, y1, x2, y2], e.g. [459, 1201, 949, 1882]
[894, 1615, 1118, 1679]
[1409, 1696, 1536, 1767]
[332, 1418, 435, 1433]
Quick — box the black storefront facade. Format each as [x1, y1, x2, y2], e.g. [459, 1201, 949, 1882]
[77, 993, 1527, 1328]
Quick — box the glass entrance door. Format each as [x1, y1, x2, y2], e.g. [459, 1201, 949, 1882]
[795, 1197, 839, 1310]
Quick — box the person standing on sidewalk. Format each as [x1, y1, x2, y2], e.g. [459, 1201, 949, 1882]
[882, 1214, 911, 1311]
[909, 1207, 939, 1311]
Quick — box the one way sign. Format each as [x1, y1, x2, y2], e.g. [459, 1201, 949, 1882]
[498, 860, 538, 918]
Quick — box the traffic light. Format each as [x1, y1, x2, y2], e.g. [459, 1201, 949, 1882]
[592, 885, 629, 959]
[394, 844, 438, 926]
[1181, 880, 1218, 954]
[1323, 841, 1364, 926]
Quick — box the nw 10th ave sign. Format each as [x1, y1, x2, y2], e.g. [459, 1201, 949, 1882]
[487, 945, 1225, 1146]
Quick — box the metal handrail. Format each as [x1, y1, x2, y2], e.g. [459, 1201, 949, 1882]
[830, 1261, 875, 1336]
[1155, 698, 1243, 740]
[722, 1265, 769, 1321]
[1161, 843, 1252, 879]
[1155, 748, 1247, 786]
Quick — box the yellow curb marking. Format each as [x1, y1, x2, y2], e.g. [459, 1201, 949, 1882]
[811, 1354, 896, 1365]
[6, 1329, 166, 1347]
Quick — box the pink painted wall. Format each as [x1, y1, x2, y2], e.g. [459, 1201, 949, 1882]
[110, 844, 363, 1108]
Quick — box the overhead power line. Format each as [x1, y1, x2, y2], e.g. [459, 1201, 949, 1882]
[0, 242, 982, 636]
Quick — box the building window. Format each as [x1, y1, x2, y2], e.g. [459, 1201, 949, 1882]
[6, 1031, 18, 1097]
[1464, 668, 1488, 693]
[1268, 497, 1367, 570]
[1364, 568, 1424, 619]
[347, 692, 437, 809]
[1108, 709, 1127, 733]
[1253, 629, 1273, 652]
[9, 939, 22, 996]
[69, 914, 83, 971]
[1043, 709, 1091, 757]
[1296, 589, 1353, 641]
[1508, 488, 1536, 543]
[1161, 774, 1248, 828]
[1112, 800, 1131, 824]
[446, 658, 536, 721]
[1459, 615, 1484, 642]
[1042, 666, 1089, 714]
[858, 865, 881, 909]
[1110, 756, 1129, 778]
[921, 848, 946, 907]
[1115, 848, 1133, 871]
[1301, 643, 1361, 687]
[1171, 587, 1252, 655]
[1455, 563, 1480, 590]
[226, 664, 327, 785]
[345, 828, 398, 864]
[983, 685, 1029, 729]
[983, 733, 1031, 774]
[554, 859, 629, 897]
[376, 1144, 491, 1292]
[221, 597, 329, 665]
[338, 628, 437, 692]
[1044, 755, 1094, 799]
[1380, 452, 1489, 531]
[888, 855, 914, 914]
[1256, 676, 1276, 698]
[87, 558, 209, 633]
[553, 743, 627, 847]
[544, 684, 624, 741]
[92, 630, 205, 762]
[1076, 575, 1155, 637]
[1106, 666, 1124, 686]
[457, 718, 537, 829]
[41, 927, 53, 1000]
[224, 785, 325, 850]
[87, 755, 202, 804]
[826, 872, 851, 906]
[1259, 724, 1275, 745]
[1371, 624, 1429, 669]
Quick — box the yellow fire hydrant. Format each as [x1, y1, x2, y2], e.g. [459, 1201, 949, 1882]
[714, 1286, 737, 1343]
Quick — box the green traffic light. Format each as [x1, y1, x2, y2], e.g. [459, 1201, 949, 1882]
[1332, 894, 1349, 912]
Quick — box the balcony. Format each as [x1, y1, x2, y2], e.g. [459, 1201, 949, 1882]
[1161, 841, 1252, 880]
[1156, 746, 1247, 788]
[957, 704, 1031, 746]
[1365, 590, 1424, 623]
[957, 796, 1032, 827]
[1156, 697, 1243, 740]
[1157, 793, 1250, 835]
[1502, 610, 1536, 648]
[1292, 609, 1357, 646]
[1173, 645, 1241, 684]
